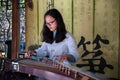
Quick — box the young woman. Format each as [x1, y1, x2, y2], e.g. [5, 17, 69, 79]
[24, 8, 80, 64]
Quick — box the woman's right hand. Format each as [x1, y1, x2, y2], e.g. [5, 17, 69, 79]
[24, 50, 36, 58]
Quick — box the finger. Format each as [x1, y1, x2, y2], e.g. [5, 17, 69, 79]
[27, 51, 31, 56]
[24, 53, 28, 58]
[24, 52, 30, 58]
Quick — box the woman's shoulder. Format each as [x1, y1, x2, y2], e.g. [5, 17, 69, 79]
[65, 32, 75, 41]
[65, 32, 76, 43]
[66, 32, 74, 38]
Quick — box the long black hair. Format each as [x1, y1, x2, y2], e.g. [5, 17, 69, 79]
[41, 9, 67, 44]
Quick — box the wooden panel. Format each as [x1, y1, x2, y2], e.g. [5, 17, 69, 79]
[38, 0, 49, 44]
[54, 0, 73, 33]
[73, 0, 93, 55]
[94, 0, 119, 78]
[25, 0, 39, 49]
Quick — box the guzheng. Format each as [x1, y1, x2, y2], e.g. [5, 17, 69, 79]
[5, 58, 110, 80]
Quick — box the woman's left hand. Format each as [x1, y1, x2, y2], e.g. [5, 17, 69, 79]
[56, 54, 69, 62]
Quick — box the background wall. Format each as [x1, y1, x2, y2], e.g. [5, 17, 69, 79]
[25, 0, 120, 79]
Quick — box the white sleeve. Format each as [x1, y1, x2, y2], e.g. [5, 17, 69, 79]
[66, 33, 80, 62]
[35, 42, 48, 58]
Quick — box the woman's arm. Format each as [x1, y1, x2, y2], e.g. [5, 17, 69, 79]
[35, 42, 48, 58]
[24, 42, 48, 59]
[66, 33, 80, 62]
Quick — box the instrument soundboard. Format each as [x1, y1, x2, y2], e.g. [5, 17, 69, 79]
[5, 58, 110, 80]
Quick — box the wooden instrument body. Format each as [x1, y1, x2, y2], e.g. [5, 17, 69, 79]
[3, 58, 110, 80]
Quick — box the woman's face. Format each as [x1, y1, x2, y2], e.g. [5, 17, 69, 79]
[45, 15, 57, 31]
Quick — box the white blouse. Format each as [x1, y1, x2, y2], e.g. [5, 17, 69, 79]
[34, 32, 80, 64]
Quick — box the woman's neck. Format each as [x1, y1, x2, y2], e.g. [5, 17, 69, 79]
[53, 30, 57, 38]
